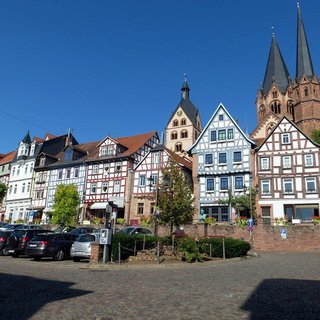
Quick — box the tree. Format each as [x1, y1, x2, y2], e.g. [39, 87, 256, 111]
[0, 182, 8, 203]
[157, 159, 194, 232]
[311, 129, 320, 144]
[51, 184, 80, 226]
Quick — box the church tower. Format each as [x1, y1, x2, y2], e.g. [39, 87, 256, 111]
[165, 78, 202, 158]
[251, 4, 320, 143]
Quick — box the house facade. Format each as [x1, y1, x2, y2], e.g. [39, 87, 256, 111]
[130, 145, 192, 225]
[188, 104, 256, 222]
[256, 117, 320, 224]
[84, 132, 159, 224]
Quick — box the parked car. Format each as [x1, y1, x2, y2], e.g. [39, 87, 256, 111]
[25, 233, 76, 261]
[70, 233, 100, 262]
[0, 221, 7, 227]
[0, 223, 24, 231]
[117, 226, 152, 235]
[15, 224, 45, 230]
[68, 227, 100, 240]
[0, 230, 13, 255]
[52, 225, 76, 233]
[7, 228, 53, 257]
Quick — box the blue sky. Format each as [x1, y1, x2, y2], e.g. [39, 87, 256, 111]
[0, 1, 320, 153]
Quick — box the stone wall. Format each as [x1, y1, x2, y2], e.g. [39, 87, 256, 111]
[158, 222, 320, 252]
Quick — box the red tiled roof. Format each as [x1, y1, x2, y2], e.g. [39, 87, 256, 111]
[0, 151, 16, 165]
[164, 147, 192, 170]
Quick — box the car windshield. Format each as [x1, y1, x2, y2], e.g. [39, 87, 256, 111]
[31, 235, 50, 241]
[78, 234, 96, 242]
[11, 230, 24, 237]
[118, 227, 135, 234]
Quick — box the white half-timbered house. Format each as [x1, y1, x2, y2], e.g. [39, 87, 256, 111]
[130, 145, 192, 225]
[84, 131, 159, 223]
[188, 103, 256, 222]
[256, 117, 320, 224]
[0, 151, 15, 221]
[44, 141, 97, 223]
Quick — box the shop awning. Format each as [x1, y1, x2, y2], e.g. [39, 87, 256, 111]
[90, 198, 124, 210]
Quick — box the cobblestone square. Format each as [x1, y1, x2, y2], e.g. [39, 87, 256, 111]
[1, 252, 320, 319]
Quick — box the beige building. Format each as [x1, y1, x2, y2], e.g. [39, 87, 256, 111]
[165, 79, 202, 159]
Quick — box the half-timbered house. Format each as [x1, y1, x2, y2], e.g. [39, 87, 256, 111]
[130, 145, 192, 225]
[256, 117, 320, 224]
[188, 103, 256, 222]
[84, 131, 159, 223]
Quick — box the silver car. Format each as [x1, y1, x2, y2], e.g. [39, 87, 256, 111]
[70, 233, 100, 262]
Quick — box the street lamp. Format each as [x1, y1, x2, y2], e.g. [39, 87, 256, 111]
[148, 175, 159, 237]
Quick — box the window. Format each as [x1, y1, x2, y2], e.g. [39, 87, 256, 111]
[210, 131, 216, 142]
[281, 133, 290, 144]
[171, 132, 178, 140]
[114, 181, 121, 193]
[66, 169, 71, 179]
[218, 153, 227, 164]
[205, 154, 213, 165]
[93, 165, 99, 174]
[115, 162, 121, 172]
[40, 157, 46, 166]
[9, 185, 12, 194]
[17, 167, 20, 176]
[150, 174, 158, 186]
[173, 120, 178, 127]
[139, 175, 146, 186]
[261, 180, 270, 194]
[153, 152, 159, 164]
[304, 86, 308, 97]
[100, 146, 108, 157]
[218, 130, 226, 141]
[206, 178, 214, 191]
[219, 114, 224, 121]
[282, 156, 292, 169]
[22, 183, 25, 193]
[14, 184, 17, 194]
[91, 183, 96, 193]
[271, 101, 281, 114]
[12, 167, 15, 176]
[30, 163, 34, 173]
[180, 118, 186, 125]
[260, 157, 269, 170]
[137, 203, 144, 215]
[234, 177, 243, 189]
[104, 164, 109, 174]
[272, 90, 278, 98]
[181, 130, 188, 138]
[27, 182, 30, 192]
[30, 144, 35, 155]
[233, 151, 241, 162]
[175, 143, 182, 152]
[102, 182, 108, 193]
[227, 129, 233, 140]
[58, 170, 63, 180]
[25, 164, 28, 174]
[261, 206, 271, 225]
[107, 146, 114, 155]
[283, 178, 293, 194]
[220, 177, 228, 190]
[305, 154, 314, 167]
[74, 167, 79, 178]
[305, 177, 316, 193]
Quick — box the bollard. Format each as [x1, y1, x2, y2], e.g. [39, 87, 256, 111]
[118, 242, 121, 264]
[143, 235, 146, 250]
[222, 238, 226, 260]
[157, 241, 160, 264]
[134, 239, 137, 256]
[209, 243, 212, 258]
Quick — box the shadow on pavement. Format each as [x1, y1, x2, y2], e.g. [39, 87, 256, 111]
[0, 273, 92, 320]
[242, 278, 320, 319]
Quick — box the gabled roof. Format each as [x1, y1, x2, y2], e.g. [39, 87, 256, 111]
[0, 151, 16, 165]
[255, 116, 320, 152]
[135, 144, 192, 171]
[296, 3, 314, 81]
[188, 103, 255, 153]
[262, 36, 291, 95]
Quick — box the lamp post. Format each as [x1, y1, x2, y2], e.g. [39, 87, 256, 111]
[148, 175, 159, 236]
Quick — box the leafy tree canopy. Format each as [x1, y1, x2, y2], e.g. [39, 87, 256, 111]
[157, 159, 194, 230]
[0, 182, 8, 203]
[51, 184, 80, 226]
[311, 129, 320, 144]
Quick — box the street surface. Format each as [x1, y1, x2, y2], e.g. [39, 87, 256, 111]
[1, 252, 320, 319]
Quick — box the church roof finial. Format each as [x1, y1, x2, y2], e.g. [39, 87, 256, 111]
[181, 74, 190, 99]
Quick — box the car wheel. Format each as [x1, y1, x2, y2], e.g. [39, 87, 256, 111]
[53, 249, 65, 261]
[33, 257, 41, 261]
[73, 257, 81, 262]
[11, 253, 19, 258]
[2, 246, 10, 256]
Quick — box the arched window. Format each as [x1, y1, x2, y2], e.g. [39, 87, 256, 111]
[287, 100, 294, 114]
[270, 101, 281, 114]
[180, 118, 186, 125]
[172, 120, 178, 127]
[171, 131, 177, 140]
[304, 86, 308, 97]
[175, 143, 182, 152]
[181, 130, 188, 138]
[272, 90, 278, 98]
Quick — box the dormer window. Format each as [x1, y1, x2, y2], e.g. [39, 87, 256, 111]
[30, 144, 35, 156]
[100, 146, 108, 157]
[40, 157, 46, 167]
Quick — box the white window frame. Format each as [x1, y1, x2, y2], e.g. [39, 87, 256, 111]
[305, 177, 316, 193]
[114, 181, 121, 193]
[139, 175, 146, 187]
[205, 154, 213, 165]
[305, 154, 314, 167]
[261, 180, 270, 195]
[281, 133, 291, 144]
[153, 152, 159, 164]
[92, 165, 99, 174]
[282, 155, 292, 169]
[102, 182, 108, 193]
[206, 178, 214, 191]
[283, 178, 294, 194]
[260, 157, 269, 170]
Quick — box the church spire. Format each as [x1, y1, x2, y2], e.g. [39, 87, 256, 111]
[296, 3, 314, 80]
[181, 74, 190, 99]
[22, 131, 31, 144]
[262, 35, 290, 95]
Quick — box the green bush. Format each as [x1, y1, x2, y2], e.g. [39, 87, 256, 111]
[111, 233, 158, 261]
[198, 237, 250, 258]
[177, 237, 206, 263]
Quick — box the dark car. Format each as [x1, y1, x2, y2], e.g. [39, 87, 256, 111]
[25, 233, 76, 261]
[68, 227, 100, 240]
[7, 228, 53, 257]
[0, 223, 24, 231]
[117, 226, 152, 235]
[0, 230, 13, 255]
